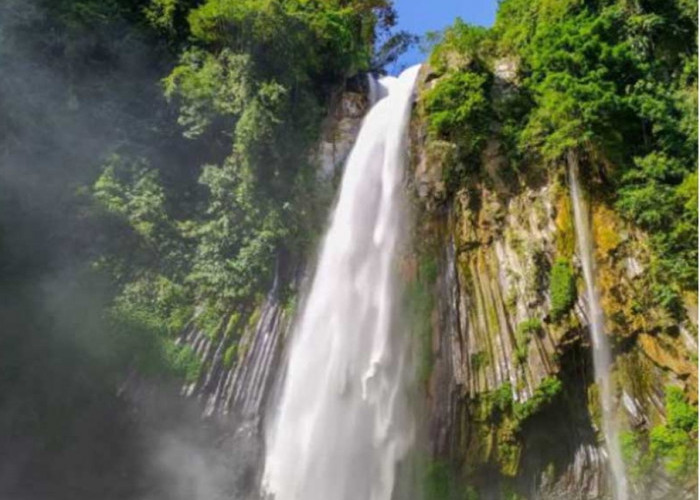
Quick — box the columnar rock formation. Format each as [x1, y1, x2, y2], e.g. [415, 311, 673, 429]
[408, 63, 697, 499]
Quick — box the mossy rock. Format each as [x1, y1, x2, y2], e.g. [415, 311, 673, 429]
[592, 204, 622, 258]
[554, 190, 575, 259]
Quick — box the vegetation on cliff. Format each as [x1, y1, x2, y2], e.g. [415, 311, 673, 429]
[622, 385, 698, 485]
[425, 0, 697, 316]
[0, 1, 407, 493]
[1, 0, 407, 383]
[417, 0, 698, 496]
[88, 0, 404, 377]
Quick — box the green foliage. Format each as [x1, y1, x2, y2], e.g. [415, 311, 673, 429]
[622, 386, 698, 481]
[80, 0, 406, 389]
[108, 290, 200, 381]
[428, 20, 491, 73]
[617, 151, 697, 313]
[424, 460, 451, 500]
[649, 386, 698, 479]
[223, 343, 238, 369]
[620, 430, 654, 480]
[484, 377, 563, 423]
[492, 383, 515, 414]
[426, 0, 697, 315]
[132, 0, 402, 318]
[513, 376, 562, 421]
[463, 486, 479, 500]
[664, 386, 698, 432]
[422, 458, 472, 500]
[94, 155, 185, 267]
[514, 318, 542, 363]
[186, 0, 393, 81]
[425, 71, 490, 145]
[470, 351, 488, 370]
[165, 341, 201, 383]
[163, 49, 253, 138]
[516, 318, 542, 337]
[423, 71, 490, 189]
[475, 377, 561, 481]
[518, 7, 630, 162]
[549, 258, 576, 321]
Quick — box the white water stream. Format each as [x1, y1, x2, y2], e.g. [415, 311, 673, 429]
[569, 157, 628, 500]
[262, 65, 421, 500]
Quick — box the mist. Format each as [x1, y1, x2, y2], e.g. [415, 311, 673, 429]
[0, 1, 237, 498]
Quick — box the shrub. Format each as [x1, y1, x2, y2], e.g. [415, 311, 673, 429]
[165, 342, 202, 384]
[424, 71, 490, 152]
[514, 318, 542, 363]
[428, 20, 491, 73]
[223, 343, 238, 369]
[549, 258, 576, 321]
[513, 376, 562, 421]
[620, 430, 653, 480]
[649, 386, 698, 478]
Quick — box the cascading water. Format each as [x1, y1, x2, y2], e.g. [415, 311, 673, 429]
[569, 155, 628, 500]
[262, 65, 421, 500]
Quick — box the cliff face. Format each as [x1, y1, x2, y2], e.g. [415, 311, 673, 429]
[408, 64, 698, 499]
[179, 86, 368, 420]
[176, 65, 695, 500]
[162, 87, 368, 499]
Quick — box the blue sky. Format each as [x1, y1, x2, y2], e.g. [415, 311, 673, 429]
[387, 0, 498, 72]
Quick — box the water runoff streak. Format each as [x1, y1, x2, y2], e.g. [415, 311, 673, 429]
[262, 65, 421, 500]
[569, 156, 628, 500]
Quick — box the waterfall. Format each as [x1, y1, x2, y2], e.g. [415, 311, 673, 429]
[568, 155, 628, 500]
[261, 65, 421, 500]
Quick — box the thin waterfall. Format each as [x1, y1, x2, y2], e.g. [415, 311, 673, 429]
[568, 155, 628, 500]
[261, 65, 421, 500]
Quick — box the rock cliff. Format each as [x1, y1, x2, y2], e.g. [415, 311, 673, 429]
[408, 63, 698, 499]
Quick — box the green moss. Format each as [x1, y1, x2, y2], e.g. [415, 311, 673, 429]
[164, 342, 201, 384]
[514, 318, 542, 363]
[501, 483, 525, 500]
[282, 292, 298, 316]
[471, 351, 489, 370]
[549, 258, 576, 321]
[505, 288, 518, 313]
[423, 460, 452, 500]
[223, 311, 241, 338]
[246, 305, 263, 330]
[620, 430, 654, 480]
[406, 253, 439, 384]
[586, 383, 602, 430]
[421, 457, 480, 499]
[421, 254, 440, 284]
[497, 436, 521, 476]
[481, 376, 561, 427]
[555, 193, 576, 259]
[464, 485, 479, 500]
[480, 383, 514, 419]
[195, 301, 226, 338]
[468, 378, 563, 480]
[516, 318, 543, 336]
[513, 376, 563, 421]
[222, 343, 238, 369]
